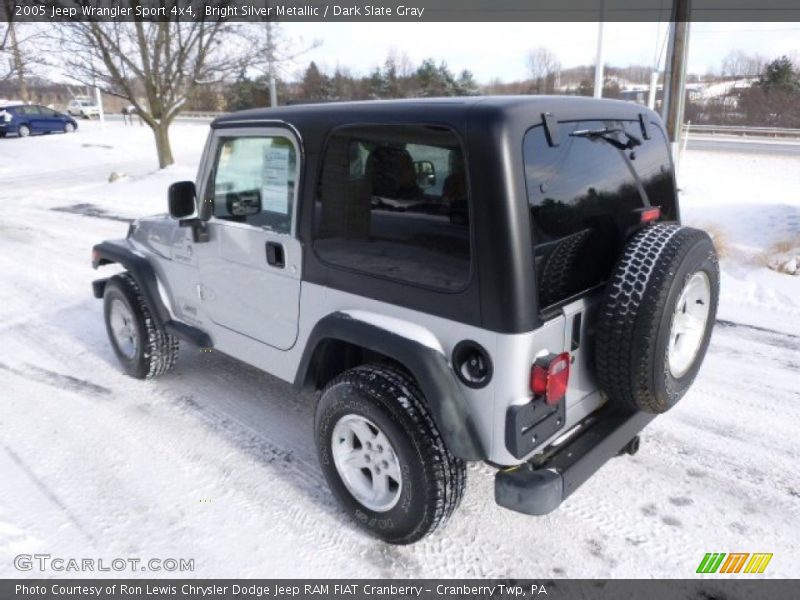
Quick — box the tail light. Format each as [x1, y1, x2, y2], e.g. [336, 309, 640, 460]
[530, 352, 571, 405]
[640, 207, 661, 223]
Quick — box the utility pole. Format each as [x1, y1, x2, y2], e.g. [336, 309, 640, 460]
[593, 0, 607, 98]
[265, 21, 278, 107]
[662, 0, 691, 154]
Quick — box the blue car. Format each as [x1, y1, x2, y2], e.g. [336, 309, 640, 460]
[0, 104, 78, 138]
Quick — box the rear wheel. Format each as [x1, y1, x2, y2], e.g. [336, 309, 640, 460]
[103, 273, 179, 379]
[595, 225, 719, 414]
[18, 124, 30, 138]
[315, 365, 466, 544]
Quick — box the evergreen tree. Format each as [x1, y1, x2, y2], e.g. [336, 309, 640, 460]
[455, 69, 479, 96]
[366, 66, 387, 99]
[301, 61, 331, 101]
[757, 56, 799, 91]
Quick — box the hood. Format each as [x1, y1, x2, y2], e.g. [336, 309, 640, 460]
[129, 214, 181, 260]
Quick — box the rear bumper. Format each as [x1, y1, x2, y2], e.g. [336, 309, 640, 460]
[495, 407, 656, 515]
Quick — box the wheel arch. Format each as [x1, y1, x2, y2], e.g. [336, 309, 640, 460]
[295, 311, 485, 461]
[92, 240, 214, 348]
[92, 240, 172, 327]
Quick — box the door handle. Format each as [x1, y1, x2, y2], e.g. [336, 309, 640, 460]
[265, 241, 285, 268]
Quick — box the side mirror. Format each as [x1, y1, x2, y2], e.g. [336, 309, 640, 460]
[414, 160, 436, 188]
[168, 181, 197, 220]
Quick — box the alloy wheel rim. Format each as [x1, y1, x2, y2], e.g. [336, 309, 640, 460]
[331, 414, 402, 512]
[668, 271, 712, 378]
[109, 298, 138, 359]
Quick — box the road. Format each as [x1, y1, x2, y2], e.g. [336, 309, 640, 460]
[686, 135, 800, 156]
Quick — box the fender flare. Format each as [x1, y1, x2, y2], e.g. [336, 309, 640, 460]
[93, 240, 172, 325]
[294, 311, 485, 461]
[92, 240, 212, 348]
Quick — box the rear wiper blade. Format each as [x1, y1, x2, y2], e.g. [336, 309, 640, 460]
[570, 127, 642, 150]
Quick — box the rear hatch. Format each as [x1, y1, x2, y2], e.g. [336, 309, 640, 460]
[521, 116, 678, 438]
[524, 117, 678, 314]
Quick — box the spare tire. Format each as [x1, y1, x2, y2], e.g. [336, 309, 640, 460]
[595, 224, 719, 414]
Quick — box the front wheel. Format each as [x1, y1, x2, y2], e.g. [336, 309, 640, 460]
[64, 122, 76, 133]
[103, 273, 179, 379]
[18, 125, 30, 138]
[315, 365, 466, 544]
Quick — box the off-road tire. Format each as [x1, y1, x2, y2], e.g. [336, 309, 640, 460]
[595, 224, 719, 414]
[315, 365, 466, 544]
[103, 272, 179, 379]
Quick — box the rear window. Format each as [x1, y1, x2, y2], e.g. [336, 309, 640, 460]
[313, 124, 471, 292]
[524, 119, 676, 308]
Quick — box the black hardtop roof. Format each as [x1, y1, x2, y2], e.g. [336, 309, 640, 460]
[211, 95, 661, 139]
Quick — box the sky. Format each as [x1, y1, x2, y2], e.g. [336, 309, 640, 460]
[280, 22, 800, 82]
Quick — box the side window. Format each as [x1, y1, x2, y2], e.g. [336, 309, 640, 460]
[22, 106, 41, 115]
[313, 124, 471, 291]
[524, 120, 674, 308]
[210, 135, 297, 234]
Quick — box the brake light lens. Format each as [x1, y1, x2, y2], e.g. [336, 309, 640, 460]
[530, 352, 571, 405]
[640, 207, 661, 223]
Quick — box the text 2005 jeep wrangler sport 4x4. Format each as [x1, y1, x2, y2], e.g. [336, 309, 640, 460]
[92, 97, 719, 544]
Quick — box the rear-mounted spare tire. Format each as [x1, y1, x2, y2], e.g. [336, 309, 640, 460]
[595, 224, 719, 414]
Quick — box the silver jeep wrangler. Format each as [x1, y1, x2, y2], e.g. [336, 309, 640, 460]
[92, 97, 719, 544]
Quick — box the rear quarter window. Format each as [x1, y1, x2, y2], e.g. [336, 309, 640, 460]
[313, 124, 471, 292]
[524, 119, 677, 308]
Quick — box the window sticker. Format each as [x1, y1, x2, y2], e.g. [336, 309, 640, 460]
[261, 146, 291, 215]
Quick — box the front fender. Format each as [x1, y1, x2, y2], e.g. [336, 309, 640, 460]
[92, 239, 171, 327]
[91, 240, 214, 349]
[295, 311, 485, 461]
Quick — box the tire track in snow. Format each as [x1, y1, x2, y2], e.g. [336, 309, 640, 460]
[0, 362, 112, 397]
[0, 444, 96, 544]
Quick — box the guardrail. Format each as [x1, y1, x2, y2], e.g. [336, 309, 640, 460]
[179, 111, 224, 120]
[685, 124, 800, 138]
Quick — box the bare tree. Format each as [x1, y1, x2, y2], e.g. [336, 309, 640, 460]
[245, 22, 319, 106]
[526, 47, 561, 94]
[721, 50, 766, 79]
[0, 25, 12, 84]
[1, 4, 39, 98]
[58, 10, 254, 168]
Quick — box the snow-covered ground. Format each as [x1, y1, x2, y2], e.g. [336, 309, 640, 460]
[0, 121, 798, 578]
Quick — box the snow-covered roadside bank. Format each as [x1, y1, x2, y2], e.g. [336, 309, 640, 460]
[0, 121, 798, 578]
[679, 149, 800, 334]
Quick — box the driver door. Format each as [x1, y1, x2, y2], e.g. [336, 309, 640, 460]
[197, 127, 302, 351]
